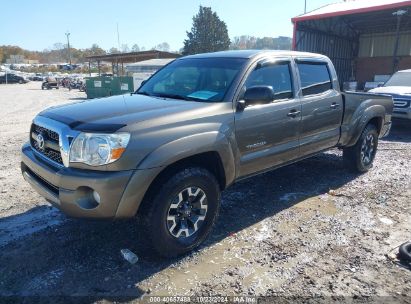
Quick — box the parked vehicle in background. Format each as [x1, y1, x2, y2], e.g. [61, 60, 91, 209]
[364, 81, 384, 92]
[79, 82, 86, 92]
[60, 77, 71, 88]
[42, 77, 59, 90]
[369, 69, 411, 121]
[0, 74, 28, 84]
[68, 79, 84, 91]
[21, 50, 393, 257]
[30, 74, 45, 81]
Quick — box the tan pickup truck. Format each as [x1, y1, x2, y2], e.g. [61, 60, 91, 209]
[21, 50, 393, 257]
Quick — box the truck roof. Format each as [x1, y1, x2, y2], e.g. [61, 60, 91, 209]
[183, 50, 328, 60]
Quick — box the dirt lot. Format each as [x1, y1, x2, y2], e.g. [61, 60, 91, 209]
[0, 82, 410, 302]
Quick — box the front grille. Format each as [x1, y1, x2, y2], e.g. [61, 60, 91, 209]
[393, 98, 411, 109]
[30, 123, 63, 165]
[33, 124, 59, 141]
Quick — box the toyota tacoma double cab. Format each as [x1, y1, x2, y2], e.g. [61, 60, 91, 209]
[21, 50, 393, 257]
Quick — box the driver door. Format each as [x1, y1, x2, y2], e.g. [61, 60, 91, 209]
[235, 58, 301, 178]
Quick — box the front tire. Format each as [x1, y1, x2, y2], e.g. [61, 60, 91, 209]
[138, 167, 221, 257]
[343, 124, 379, 172]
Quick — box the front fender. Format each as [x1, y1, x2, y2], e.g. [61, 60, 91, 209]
[137, 131, 236, 187]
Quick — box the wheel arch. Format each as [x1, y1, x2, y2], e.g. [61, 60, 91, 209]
[115, 133, 236, 218]
[367, 116, 383, 134]
[133, 151, 226, 220]
[137, 131, 236, 188]
[145, 151, 227, 196]
[344, 105, 385, 147]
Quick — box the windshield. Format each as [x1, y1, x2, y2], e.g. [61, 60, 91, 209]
[385, 71, 411, 87]
[137, 57, 247, 102]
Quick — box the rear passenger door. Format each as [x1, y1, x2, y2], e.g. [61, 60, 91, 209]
[296, 59, 343, 156]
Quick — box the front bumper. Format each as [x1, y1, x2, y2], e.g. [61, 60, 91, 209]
[21, 143, 159, 219]
[393, 108, 411, 120]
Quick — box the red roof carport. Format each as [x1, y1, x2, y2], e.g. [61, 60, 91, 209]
[292, 0, 411, 84]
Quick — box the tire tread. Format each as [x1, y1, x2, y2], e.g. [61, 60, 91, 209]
[343, 123, 378, 173]
[137, 167, 220, 257]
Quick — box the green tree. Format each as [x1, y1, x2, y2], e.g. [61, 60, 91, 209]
[152, 42, 170, 52]
[109, 47, 120, 54]
[121, 44, 130, 53]
[230, 36, 257, 50]
[89, 44, 106, 56]
[230, 36, 292, 51]
[182, 6, 230, 55]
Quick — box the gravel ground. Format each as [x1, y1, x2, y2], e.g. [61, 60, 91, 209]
[0, 82, 410, 302]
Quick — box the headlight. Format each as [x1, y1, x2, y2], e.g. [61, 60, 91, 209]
[69, 133, 130, 166]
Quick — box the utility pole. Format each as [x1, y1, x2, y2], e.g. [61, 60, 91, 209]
[392, 9, 407, 73]
[117, 23, 121, 52]
[304, 0, 307, 13]
[65, 32, 72, 65]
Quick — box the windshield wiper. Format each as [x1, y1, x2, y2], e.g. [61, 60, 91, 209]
[152, 93, 203, 102]
[136, 91, 152, 96]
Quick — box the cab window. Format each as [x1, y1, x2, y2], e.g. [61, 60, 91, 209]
[297, 62, 332, 96]
[244, 62, 294, 100]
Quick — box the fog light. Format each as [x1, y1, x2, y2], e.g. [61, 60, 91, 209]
[92, 190, 101, 204]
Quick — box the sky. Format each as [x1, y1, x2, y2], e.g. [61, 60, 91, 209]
[1, 0, 333, 52]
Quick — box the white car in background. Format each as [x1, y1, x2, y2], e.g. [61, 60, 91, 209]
[370, 69, 411, 121]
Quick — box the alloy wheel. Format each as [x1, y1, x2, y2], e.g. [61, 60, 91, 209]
[166, 186, 208, 238]
[360, 133, 375, 166]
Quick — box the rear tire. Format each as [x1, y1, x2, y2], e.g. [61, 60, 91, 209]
[138, 167, 221, 257]
[343, 124, 379, 173]
[398, 242, 411, 262]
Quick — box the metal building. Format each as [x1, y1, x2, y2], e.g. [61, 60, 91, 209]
[292, 0, 411, 86]
[86, 50, 179, 76]
[125, 58, 175, 74]
[126, 58, 176, 89]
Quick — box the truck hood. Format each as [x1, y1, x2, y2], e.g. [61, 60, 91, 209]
[369, 86, 411, 96]
[39, 94, 214, 132]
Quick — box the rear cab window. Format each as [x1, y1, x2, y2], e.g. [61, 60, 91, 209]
[296, 61, 333, 96]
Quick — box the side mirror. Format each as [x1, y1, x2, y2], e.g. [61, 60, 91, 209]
[237, 86, 275, 111]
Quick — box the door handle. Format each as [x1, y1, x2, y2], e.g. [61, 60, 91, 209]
[287, 109, 301, 117]
[330, 103, 340, 109]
